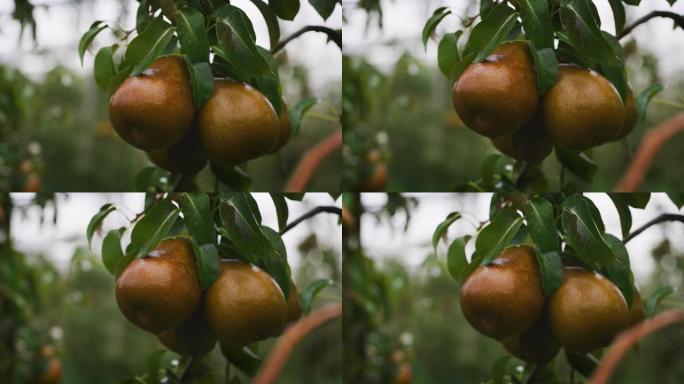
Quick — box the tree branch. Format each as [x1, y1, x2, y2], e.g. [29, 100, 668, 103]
[623, 213, 684, 243]
[618, 11, 684, 40]
[180, 357, 195, 382]
[515, 162, 530, 189]
[272, 25, 342, 54]
[615, 112, 684, 192]
[280, 205, 342, 235]
[589, 310, 684, 384]
[285, 129, 342, 192]
[252, 304, 342, 384]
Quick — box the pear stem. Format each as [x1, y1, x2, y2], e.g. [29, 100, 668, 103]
[272, 25, 342, 54]
[618, 11, 684, 40]
[623, 213, 684, 243]
[280, 205, 342, 235]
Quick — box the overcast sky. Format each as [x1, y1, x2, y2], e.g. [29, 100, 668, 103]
[344, 0, 684, 82]
[0, 0, 341, 93]
[10, 193, 342, 277]
[360, 193, 684, 287]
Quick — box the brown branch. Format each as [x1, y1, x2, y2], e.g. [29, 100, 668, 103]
[624, 213, 684, 243]
[285, 129, 342, 192]
[272, 26, 342, 54]
[252, 304, 342, 384]
[618, 11, 684, 40]
[280, 206, 342, 235]
[614, 112, 684, 192]
[589, 309, 684, 384]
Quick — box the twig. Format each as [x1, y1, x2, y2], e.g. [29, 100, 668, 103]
[615, 112, 684, 192]
[285, 130, 342, 192]
[515, 162, 530, 189]
[180, 357, 195, 382]
[589, 309, 684, 384]
[272, 25, 342, 54]
[623, 213, 684, 243]
[618, 11, 684, 40]
[252, 304, 342, 384]
[280, 206, 342, 235]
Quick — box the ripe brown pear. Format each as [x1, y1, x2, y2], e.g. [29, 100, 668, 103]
[491, 112, 552, 163]
[502, 310, 560, 364]
[271, 102, 293, 153]
[541, 65, 625, 151]
[453, 42, 540, 138]
[109, 56, 195, 151]
[198, 79, 279, 165]
[614, 87, 638, 140]
[147, 124, 208, 174]
[156, 307, 217, 356]
[286, 280, 303, 323]
[628, 288, 645, 326]
[547, 268, 629, 352]
[115, 237, 201, 333]
[204, 260, 287, 346]
[358, 150, 388, 191]
[460, 245, 544, 340]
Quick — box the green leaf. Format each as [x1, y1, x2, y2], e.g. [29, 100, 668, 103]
[270, 194, 289, 232]
[178, 193, 216, 245]
[523, 196, 560, 252]
[517, 0, 554, 48]
[289, 97, 317, 135]
[79, 21, 108, 65]
[438, 31, 462, 80]
[175, 7, 210, 63]
[475, 208, 524, 265]
[559, 0, 617, 62]
[94, 45, 116, 92]
[635, 84, 663, 123]
[561, 194, 614, 267]
[101, 227, 125, 275]
[86, 203, 116, 248]
[215, 5, 272, 76]
[191, 240, 220, 289]
[446, 237, 469, 283]
[269, 0, 300, 21]
[555, 147, 597, 183]
[300, 278, 335, 314]
[422, 7, 451, 49]
[529, 45, 558, 94]
[608, 0, 626, 35]
[534, 249, 563, 297]
[608, 194, 633, 238]
[121, 18, 172, 70]
[308, 0, 338, 20]
[130, 29, 175, 76]
[603, 234, 634, 307]
[218, 195, 277, 267]
[491, 355, 511, 384]
[183, 57, 214, 108]
[621, 193, 651, 209]
[128, 199, 181, 261]
[136, 0, 152, 34]
[463, 3, 518, 62]
[260, 226, 290, 296]
[565, 350, 597, 378]
[644, 286, 674, 317]
[249, 0, 281, 48]
[668, 193, 684, 209]
[432, 212, 462, 251]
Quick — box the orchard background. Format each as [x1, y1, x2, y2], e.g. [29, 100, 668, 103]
[343, 192, 684, 383]
[0, 193, 342, 383]
[343, 0, 684, 192]
[0, 0, 342, 191]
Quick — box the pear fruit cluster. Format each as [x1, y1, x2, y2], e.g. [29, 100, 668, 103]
[115, 237, 302, 356]
[459, 245, 644, 363]
[109, 56, 291, 175]
[453, 43, 637, 161]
